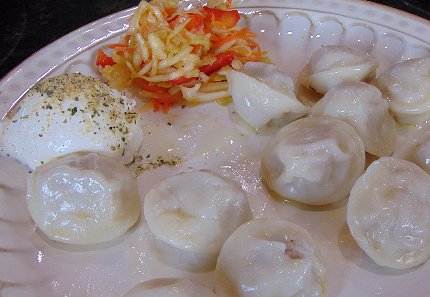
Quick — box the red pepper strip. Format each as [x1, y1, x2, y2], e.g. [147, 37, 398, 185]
[169, 13, 205, 32]
[153, 97, 181, 104]
[170, 76, 197, 85]
[96, 50, 115, 67]
[134, 78, 168, 94]
[168, 15, 179, 28]
[199, 51, 235, 76]
[136, 79, 182, 113]
[186, 13, 205, 31]
[165, 7, 177, 17]
[203, 6, 240, 29]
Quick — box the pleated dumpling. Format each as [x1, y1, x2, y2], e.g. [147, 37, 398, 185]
[374, 57, 430, 126]
[310, 81, 396, 157]
[215, 219, 327, 297]
[394, 124, 430, 175]
[143, 170, 251, 272]
[261, 117, 365, 205]
[123, 278, 217, 297]
[297, 45, 378, 105]
[347, 157, 430, 269]
[27, 152, 141, 245]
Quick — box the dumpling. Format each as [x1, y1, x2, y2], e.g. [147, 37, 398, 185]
[227, 62, 308, 130]
[310, 81, 397, 157]
[347, 157, 430, 269]
[1, 73, 142, 170]
[215, 219, 327, 297]
[123, 278, 217, 297]
[374, 57, 430, 126]
[297, 45, 378, 105]
[394, 124, 430, 175]
[27, 152, 140, 245]
[143, 170, 250, 272]
[261, 116, 365, 205]
[240, 61, 296, 95]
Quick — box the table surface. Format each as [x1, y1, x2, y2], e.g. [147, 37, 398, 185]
[1, 0, 429, 79]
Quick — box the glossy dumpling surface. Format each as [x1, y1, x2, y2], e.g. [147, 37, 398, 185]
[227, 62, 308, 130]
[375, 57, 430, 126]
[123, 278, 217, 297]
[143, 170, 250, 272]
[27, 152, 140, 245]
[298, 45, 378, 104]
[215, 219, 327, 297]
[347, 157, 430, 269]
[261, 116, 365, 205]
[310, 81, 396, 157]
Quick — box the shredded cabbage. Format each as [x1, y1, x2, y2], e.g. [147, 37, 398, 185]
[97, 0, 263, 111]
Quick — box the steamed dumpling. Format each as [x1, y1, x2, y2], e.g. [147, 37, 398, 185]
[374, 57, 430, 126]
[1, 73, 142, 170]
[347, 157, 430, 269]
[227, 62, 308, 130]
[240, 62, 296, 95]
[215, 219, 327, 297]
[123, 278, 217, 297]
[143, 170, 250, 272]
[261, 116, 365, 205]
[394, 124, 430, 174]
[298, 45, 378, 105]
[310, 81, 396, 157]
[27, 152, 140, 245]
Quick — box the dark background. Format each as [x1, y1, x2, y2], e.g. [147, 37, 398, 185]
[1, 0, 429, 79]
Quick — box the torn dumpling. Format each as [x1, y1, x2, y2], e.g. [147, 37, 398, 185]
[215, 219, 327, 297]
[227, 62, 308, 130]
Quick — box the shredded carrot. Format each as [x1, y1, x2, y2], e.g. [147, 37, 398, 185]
[152, 97, 180, 104]
[108, 43, 133, 53]
[153, 101, 161, 112]
[244, 37, 262, 61]
[134, 78, 168, 94]
[192, 44, 203, 54]
[151, 96, 182, 113]
[96, 0, 264, 112]
[108, 44, 126, 49]
[212, 29, 256, 48]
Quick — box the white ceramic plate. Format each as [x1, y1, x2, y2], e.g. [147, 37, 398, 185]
[1, 0, 430, 296]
